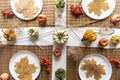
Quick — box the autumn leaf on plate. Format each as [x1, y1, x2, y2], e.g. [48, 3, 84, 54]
[88, 0, 109, 16]
[81, 58, 106, 80]
[94, 64, 106, 80]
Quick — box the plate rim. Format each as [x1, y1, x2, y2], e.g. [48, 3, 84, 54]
[10, 0, 43, 20]
[9, 50, 40, 80]
[78, 54, 112, 80]
[81, 0, 116, 20]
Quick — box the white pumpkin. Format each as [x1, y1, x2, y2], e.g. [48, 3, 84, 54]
[53, 29, 69, 44]
[27, 27, 39, 37]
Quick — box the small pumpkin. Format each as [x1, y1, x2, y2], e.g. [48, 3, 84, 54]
[3, 29, 16, 41]
[55, 0, 65, 8]
[55, 68, 66, 80]
[110, 35, 120, 45]
[53, 29, 69, 44]
[27, 27, 39, 37]
[82, 29, 97, 42]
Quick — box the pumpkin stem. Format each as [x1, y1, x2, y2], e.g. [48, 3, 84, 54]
[116, 39, 120, 42]
[81, 38, 85, 41]
[81, 38, 88, 47]
[79, 0, 82, 5]
[2, 29, 4, 33]
[1, 29, 10, 36]
[95, 32, 100, 34]
[1, 29, 6, 34]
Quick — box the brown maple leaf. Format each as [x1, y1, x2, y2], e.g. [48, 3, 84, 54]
[88, 0, 109, 16]
[15, 56, 37, 80]
[81, 58, 106, 80]
[94, 64, 106, 80]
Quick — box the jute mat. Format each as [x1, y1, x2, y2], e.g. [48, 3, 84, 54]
[67, 46, 120, 80]
[0, 45, 53, 80]
[66, 0, 120, 28]
[0, 0, 55, 28]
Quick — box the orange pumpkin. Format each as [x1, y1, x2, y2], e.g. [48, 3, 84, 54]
[3, 29, 16, 41]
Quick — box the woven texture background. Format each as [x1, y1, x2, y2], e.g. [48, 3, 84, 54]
[66, 0, 120, 28]
[67, 46, 120, 80]
[0, 0, 55, 28]
[0, 45, 53, 80]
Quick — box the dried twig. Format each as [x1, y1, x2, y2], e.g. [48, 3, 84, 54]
[67, 47, 82, 61]
[70, 29, 87, 47]
[18, 28, 44, 50]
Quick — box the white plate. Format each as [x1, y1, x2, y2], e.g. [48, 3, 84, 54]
[78, 54, 112, 80]
[82, 0, 116, 19]
[11, 0, 43, 20]
[9, 51, 40, 80]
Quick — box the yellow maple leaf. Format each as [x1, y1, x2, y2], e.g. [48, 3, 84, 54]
[81, 58, 106, 80]
[88, 0, 109, 16]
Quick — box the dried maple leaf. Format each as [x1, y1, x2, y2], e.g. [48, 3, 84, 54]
[81, 58, 96, 70]
[94, 64, 106, 80]
[81, 58, 106, 80]
[15, 56, 37, 80]
[14, 0, 39, 18]
[88, 0, 109, 16]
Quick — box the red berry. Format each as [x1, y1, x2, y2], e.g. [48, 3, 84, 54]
[1, 9, 14, 18]
[7, 12, 14, 18]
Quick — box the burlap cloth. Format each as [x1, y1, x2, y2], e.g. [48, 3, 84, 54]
[0, 45, 53, 80]
[67, 46, 120, 80]
[66, 0, 120, 28]
[0, 0, 55, 28]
